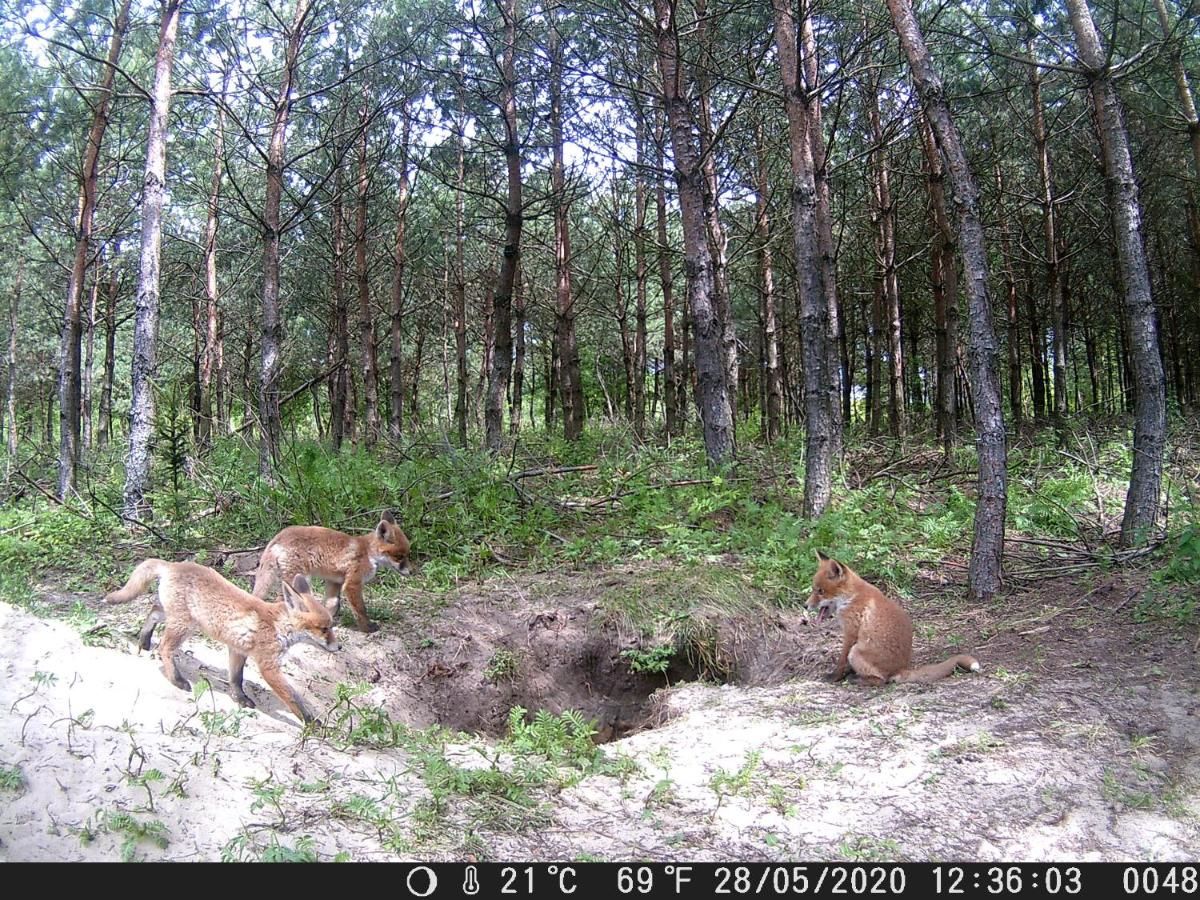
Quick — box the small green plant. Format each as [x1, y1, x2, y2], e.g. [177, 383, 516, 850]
[189, 679, 251, 737]
[221, 832, 319, 862]
[504, 706, 601, 772]
[484, 649, 521, 682]
[646, 778, 677, 809]
[621, 643, 674, 675]
[326, 682, 410, 748]
[0, 763, 25, 793]
[710, 750, 762, 801]
[248, 776, 289, 827]
[99, 810, 170, 861]
[837, 833, 902, 861]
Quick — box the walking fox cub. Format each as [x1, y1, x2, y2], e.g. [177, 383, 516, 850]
[807, 551, 980, 685]
[105, 559, 340, 723]
[252, 510, 411, 634]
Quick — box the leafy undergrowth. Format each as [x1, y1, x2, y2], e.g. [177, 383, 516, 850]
[0, 416, 1197, 637]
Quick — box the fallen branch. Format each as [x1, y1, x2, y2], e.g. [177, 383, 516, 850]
[510, 464, 599, 480]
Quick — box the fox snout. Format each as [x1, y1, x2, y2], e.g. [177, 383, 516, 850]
[806, 593, 834, 623]
[378, 556, 413, 576]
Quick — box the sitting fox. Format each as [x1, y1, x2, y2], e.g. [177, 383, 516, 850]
[105, 559, 339, 724]
[252, 510, 412, 634]
[807, 551, 980, 684]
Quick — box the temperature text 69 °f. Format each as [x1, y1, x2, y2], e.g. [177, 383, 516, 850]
[617, 866, 697, 894]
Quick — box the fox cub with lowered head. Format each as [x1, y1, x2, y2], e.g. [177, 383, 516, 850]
[252, 510, 411, 634]
[105, 560, 340, 723]
[808, 551, 980, 685]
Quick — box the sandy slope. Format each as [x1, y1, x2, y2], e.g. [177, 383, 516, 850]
[1, 581, 1198, 862]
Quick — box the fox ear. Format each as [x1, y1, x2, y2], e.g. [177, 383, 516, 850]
[828, 559, 844, 579]
[280, 579, 301, 610]
[323, 595, 340, 617]
[816, 550, 830, 562]
[381, 510, 396, 524]
[291, 575, 311, 595]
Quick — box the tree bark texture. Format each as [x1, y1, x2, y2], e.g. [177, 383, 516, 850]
[887, 0, 1008, 600]
[773, 0, 834, 515]
[1065, 0, 1167, 545]
[258, 0, 314, 477]
[57, 0, 131, 499]
[655, 0, 734, 467]
[389, 100, 412, 441]
[550, 8, 584, 443]
[355, 91, 380, 447]
[123, 0, 181, 521]
[485, 0, 521, 453]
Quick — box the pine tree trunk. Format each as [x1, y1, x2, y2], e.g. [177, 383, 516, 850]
[57, 0, 131, 499]
[800, 10, 845, 454]
[864, 58, 906, 438]
[887, 0, 1008, 600]
[1029, 52, 1068, 423]
[1153, 0, 1200, 183]
[122, 0, 181, 521]
[654, 0, 734, 467]
[656, 126, 678, 439]
[485, 0, 521, 453]
[1066, 0, 1167, 545]
[510, 262, 525, 435]
[6, 254, 23, 456]
[633, 103, 649, 439]
[329, 159, 349, 451]
[550, 8, 583, 442]
[773, 0, 834, 514]
[410, 325, 424, 429]
[197, 96, 225, 454]
[356, 94, 380, 446]
[453, 65, 468, 448]
[97, 267, 117, 449]
[694, 0, 738, 425]
[751, 98, 782, 443]
[259, 0, 313, 477]
[81, 271, 97, 453]
[389, 103, 411, 441]
[919, 112, 959, 452]
[994, 162, 1023, 433]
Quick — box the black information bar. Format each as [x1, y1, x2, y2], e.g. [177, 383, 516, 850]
[273, 862, 1193, 897]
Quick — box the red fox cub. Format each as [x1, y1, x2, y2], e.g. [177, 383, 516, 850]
[252, 510, 411, 634]
[105, 559, 340, 723]
[807, 551, 980, 685]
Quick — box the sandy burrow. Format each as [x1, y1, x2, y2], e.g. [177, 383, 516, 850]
[1, 601, 1197, 862]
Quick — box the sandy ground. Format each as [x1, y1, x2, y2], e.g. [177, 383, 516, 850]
[1, 564, 1198, 862]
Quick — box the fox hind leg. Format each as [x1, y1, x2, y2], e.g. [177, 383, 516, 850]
[157, 623, 192, 692]
[847, 645, 890, 685]
[137, 602, 165, 651]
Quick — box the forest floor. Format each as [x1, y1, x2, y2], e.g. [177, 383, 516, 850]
[1, 550, 1198, 862]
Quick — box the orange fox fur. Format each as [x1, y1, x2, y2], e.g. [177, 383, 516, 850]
[807, 551, 980, 685]
[252, 510, 411, 634]
[105, 559, 340, 723]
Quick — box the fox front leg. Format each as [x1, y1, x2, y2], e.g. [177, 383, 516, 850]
[829, 637, 852, 682]
[341, 573, 379, 634]
[259, 664, 317, 725]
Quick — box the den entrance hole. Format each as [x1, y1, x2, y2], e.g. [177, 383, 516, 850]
[396, 600, 814, 745]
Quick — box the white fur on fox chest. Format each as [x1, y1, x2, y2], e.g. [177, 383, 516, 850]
[828, 594, 856, 624]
